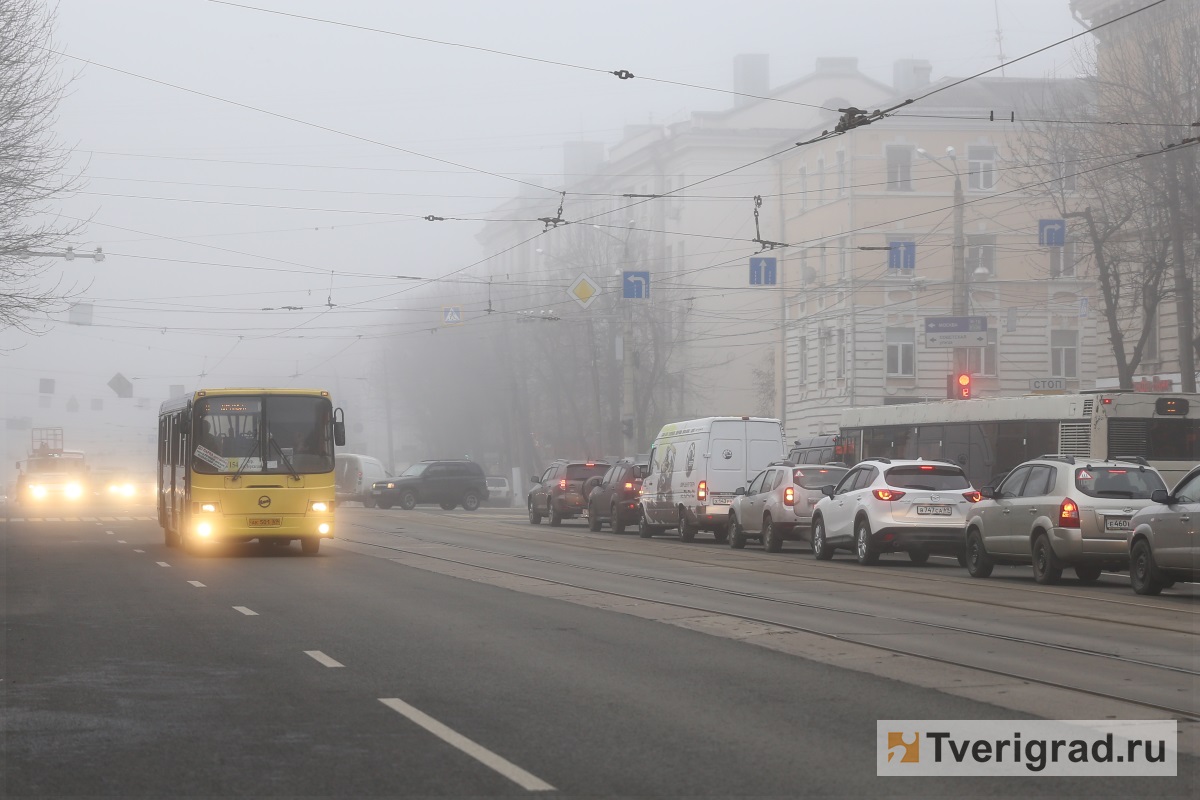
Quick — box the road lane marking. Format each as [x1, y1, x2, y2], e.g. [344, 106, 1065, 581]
[118, 516, 134, 521]
[378, 697, 554, 791]
[65, 517, 80, 522]
[117, 540, 127, 543]
[46, 517, 61, 522]
[133, 549, 145, 553]
[304, 650, 344, 668]
[156, 561, 171, 567]
[105, 530, 115, 535]
[100, 517, 116, 521]
[233, 606, 258, 616]
[188, 581, 206, 588]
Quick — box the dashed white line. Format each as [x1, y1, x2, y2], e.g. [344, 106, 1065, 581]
[304, 650, 345, 668]
[187, 580, 206, 588]
[117, 540, 127, 544]
[46, 517, 62, 522]
[65, 517, 80, 522]
[133, 549, 145, 553]
[156, 561, 171, 567]
[233, 606, 258, 616]
[378, 697, 554, 791]
[105, 530, 115, 535]
[117, 516, 134, 521]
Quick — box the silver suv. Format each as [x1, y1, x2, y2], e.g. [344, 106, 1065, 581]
[1127, 465, 1200, 595]
[810, 458, 979, 565]
[964, 455, 1168, 584]
[727, 462, 849, 552]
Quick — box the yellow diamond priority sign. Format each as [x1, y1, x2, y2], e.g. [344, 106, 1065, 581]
[568, 273, 601, 309]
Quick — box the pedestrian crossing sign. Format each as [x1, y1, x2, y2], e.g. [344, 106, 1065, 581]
[443, 306, 463, 325]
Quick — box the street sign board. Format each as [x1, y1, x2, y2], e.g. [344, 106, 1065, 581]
[108, 372, 133, 399]
[888, 241, 916, 271]
[1030, 378, 1066, 391]
[1039, 219, 1066, 247]
[623, 271, 650, 299]
[749, 256, 777, 285]
[568, 273, 601, 309]
[924, 316, 988, 347]
[442, 306, 463, 325]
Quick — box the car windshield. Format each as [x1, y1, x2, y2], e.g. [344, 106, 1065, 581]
[792, 466, 848, 489]
[885, 465, 970, 490]
[26, 456, 85, 473]
[192, 395, 334, 475]
[402, 463, 429, 477]
[1075, 466, 1166, 499]
[566, 464, 608, 480]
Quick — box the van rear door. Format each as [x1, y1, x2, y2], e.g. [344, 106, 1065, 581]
[747, 420, 786, 473]
[708, 420, 748, 500]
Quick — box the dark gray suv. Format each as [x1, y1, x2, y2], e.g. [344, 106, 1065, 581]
[371, 460, 488, 511]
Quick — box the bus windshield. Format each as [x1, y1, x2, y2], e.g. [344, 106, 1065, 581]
[192, 395, 334, 475]
[26, 455, 85, 473]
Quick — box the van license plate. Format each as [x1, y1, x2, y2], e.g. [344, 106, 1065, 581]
[1105, 517, 1131, 531]
[248, 517, 281, 528]
[712, 497, 732, 506]
[916, 505, 951, 515]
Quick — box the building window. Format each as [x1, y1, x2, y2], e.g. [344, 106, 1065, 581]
[966, 233, 996, 278]
[886, 327, 916, 376]
[817, 157, 826, 203]
[1051, 329, 1078, 378]
[886, 145, 913, 191]
[837, 329, 846, 378]
[968, 145, 997, 190]
[836, 150, 846, 197]
[798, 166, 808, 210]
[798, 336, 808, 383]
[966, 328, 998, 376]
[1056, 148, 1077, 193]
[838, 236, 848, 282]
[818, 333, 828, 382]
[1050, 240, 1077, 278]
[819, 246, 827, 285]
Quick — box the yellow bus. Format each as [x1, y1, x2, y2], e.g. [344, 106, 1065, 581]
[157, 388, 346, 554]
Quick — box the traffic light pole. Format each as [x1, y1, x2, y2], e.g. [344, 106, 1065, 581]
[621, 297, 636, 449]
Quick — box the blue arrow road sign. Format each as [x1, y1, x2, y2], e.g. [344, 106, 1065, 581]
[888, 241, 916, 271]
[749, 256, 777, 285]
[1039, 219, 1066, 247]
[622, 271, 650, 299]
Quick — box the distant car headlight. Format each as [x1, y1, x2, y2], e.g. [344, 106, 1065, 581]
[30, 485, 47, 499]
[387, 483, 395, 489]
[120, 483, 136, 497]
[65, 483, 83, 499]
[309, 501, 330, 512]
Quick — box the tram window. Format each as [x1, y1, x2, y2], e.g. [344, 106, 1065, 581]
[1145, 419, 1200, 460]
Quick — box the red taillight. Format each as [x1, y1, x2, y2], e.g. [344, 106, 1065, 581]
[1059, 498, 1080, 528]
[697, 480, 707, 501]
[784, 486, 795, 506]
[585, 462, 595, 467]
[963, 490, 982, 503]
[919, 465, 934, 470]
[873, 489, 906, 501]
[558, 478, 567, 491]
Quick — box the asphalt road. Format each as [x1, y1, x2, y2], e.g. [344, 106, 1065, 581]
[4, 502, 1198, 797]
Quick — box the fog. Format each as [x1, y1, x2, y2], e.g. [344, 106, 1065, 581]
[1, 0, 1084, 485]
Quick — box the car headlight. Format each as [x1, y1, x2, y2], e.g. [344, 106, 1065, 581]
[65, 483, 83, 499]
[30, 485, 47, 499]
[309, 501, 330, 512]
[121, 483, 136, 497]
[387, 483, 395, 489]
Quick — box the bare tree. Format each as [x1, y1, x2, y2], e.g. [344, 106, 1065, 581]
[0, 0, 82, 332]
[1014, 5, 1200, 389]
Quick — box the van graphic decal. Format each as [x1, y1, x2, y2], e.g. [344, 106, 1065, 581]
[685, 442, 696, 477]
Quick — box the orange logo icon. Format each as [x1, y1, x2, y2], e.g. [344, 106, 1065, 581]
[887, 732, 920, 763]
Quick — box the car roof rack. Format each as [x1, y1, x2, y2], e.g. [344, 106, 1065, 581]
[769, 459, 797, 467]
[870, 457, 892, 464]
[1113, 455, 1149, 467]
[1037, 454, 1076, 465]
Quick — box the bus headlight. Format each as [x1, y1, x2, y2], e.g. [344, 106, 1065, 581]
[30, 485, 47, 499]
[318, 523, 330, 534]
[309, 501, 330, 512]
[65, 483, 83, 499]
[196, 522, 213, 537]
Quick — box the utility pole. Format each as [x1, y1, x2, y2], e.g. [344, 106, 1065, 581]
[1166, 148, 1196, 392]
[620, 237, 637, 454]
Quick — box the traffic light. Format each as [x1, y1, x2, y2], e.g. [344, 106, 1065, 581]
[948, 372, 973, 400]
[621, 418, 633, 438]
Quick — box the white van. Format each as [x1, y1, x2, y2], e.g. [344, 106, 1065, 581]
[639, 416, 785, 541]
[335, 453, 390, 507]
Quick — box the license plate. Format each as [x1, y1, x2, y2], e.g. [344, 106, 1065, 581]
[916, 505, 952, 516]
[248, 517, 281, 528]
[1105, 517, 1131, 531]
[372, 489, 382, 495]
[712, 497, 732, 505]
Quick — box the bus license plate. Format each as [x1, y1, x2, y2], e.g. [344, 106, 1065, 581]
[1105, 517, 1131, 531]
[248, 517, 281, 528]
[916, 505, 951, 516]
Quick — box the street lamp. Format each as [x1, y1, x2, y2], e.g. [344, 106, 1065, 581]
[23, 246, 105, 262]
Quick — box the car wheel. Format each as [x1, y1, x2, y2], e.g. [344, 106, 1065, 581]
[907, 548, 930, 565]
[638, 511, 656, 538]
[763, 516, 782, 553]
[163, 527, 178, 548]
[1031, 533, 1062, 585]
[549, 505, 563, 526]
[377, 499, 394, 510]
[362, 497, 376, 509]
[611, 504, 626, 535]
[712, 526, 729, 544]
[677, 507, 697, 542]
[1074, 564, 1103, 583]
[300, 537, 320, 555]
[461, 492, 481, 512]
[965, 530, 994, 578]
[527, 500, 542, 525]
[854, 518, 879, 565]
[728, 513, 746, 549]
[588, 500, 602, 532]
[811, 517, 834, 560]
[439, 500, 457, 511]
[1130, 539, 1165, 595]
[399, 490, 417, 510]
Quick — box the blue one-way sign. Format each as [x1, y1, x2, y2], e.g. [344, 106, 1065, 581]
[1039, 219, 1066, 247]
[622, 271, 650, 299]
[888, 241, 916, 271]
[749, 256, 777, 285]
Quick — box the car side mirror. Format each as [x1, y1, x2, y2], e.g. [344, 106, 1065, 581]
[530, 476, 539, 484]
[1151, 488, 1172, 505]
[734, 486, 746, 496]
[821, 485, 836, 498]
[979, 486, 995, 499]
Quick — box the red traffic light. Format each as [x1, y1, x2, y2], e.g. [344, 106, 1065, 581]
[955, 373, 972, 399]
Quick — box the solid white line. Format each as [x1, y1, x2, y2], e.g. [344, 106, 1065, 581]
[133, 549, 145, 553]
[378, 697, 554, 791]
[156, 561, 170, 567]
[233, 606, 258, 616]
[303, 650, 344, 668]
[188, 580, 206, 587]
